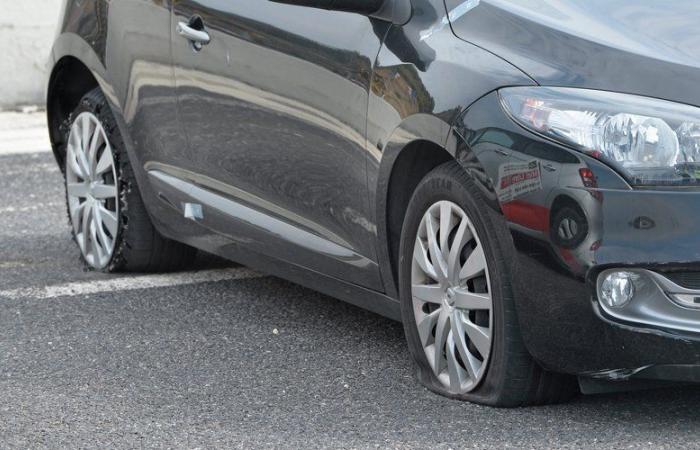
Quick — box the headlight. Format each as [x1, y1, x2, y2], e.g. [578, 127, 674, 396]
[499, 86, 700, 186]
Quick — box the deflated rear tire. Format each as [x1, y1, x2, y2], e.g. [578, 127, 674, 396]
[399, 162, 578, 406]
[63, 88, 196, 272]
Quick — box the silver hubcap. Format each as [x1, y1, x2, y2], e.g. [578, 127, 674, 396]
[411, 201, 493, 394]
[65, 112, 119, 269]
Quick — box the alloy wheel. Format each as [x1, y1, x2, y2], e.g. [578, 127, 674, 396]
[411, 201, 493, 394]
[65, 112, 120, 269]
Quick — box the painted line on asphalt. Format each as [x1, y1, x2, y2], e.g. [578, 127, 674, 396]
[0, 267, 267, 300]
[0, 135, 52, 155]
[0, 201, 64, 214]
[0, 111, 52, 155]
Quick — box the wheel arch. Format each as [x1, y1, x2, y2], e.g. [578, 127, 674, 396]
[47, 33, 119, 172]
[374, 107, 510, 298]
[375, 114, 461, 298]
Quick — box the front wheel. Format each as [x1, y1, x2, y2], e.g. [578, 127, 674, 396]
[399, 162, 577, 406]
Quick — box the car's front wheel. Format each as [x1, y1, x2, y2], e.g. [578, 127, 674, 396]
[63, 88, 196, 272]
[399, 162, 577, 406]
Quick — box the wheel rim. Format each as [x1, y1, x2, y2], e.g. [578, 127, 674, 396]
[411, 201, 493, 394]
[65, 112, 119, 269]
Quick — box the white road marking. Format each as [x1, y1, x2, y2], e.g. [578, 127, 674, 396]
[0, 267, 266, 300]
[0, 202, 64, 214]
[0, 139, 52, 155]
[0, 111, 52, 155]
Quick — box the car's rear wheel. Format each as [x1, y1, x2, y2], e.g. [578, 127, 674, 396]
[399, 162, 577, 406]
[64, 88, 196, 272]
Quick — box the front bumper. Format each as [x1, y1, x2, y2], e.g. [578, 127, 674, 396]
[456, 91, 700, 382]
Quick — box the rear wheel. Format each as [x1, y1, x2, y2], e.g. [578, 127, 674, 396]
[399, 162, 577, 406]
[64, 88, 196, 272]
[65, 110, 120, 269]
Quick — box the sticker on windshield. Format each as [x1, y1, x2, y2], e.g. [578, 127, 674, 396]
[497, 160, 542, 203]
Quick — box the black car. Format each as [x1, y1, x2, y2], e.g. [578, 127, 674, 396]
[47, 0, 700, 406]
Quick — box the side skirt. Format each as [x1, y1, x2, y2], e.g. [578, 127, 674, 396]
[144, 168, 401, 321]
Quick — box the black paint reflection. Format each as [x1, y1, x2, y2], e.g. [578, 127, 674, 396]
[169, 0, 388, 288]
[459, 92, 700, 372]
[446, 0, 700, 106]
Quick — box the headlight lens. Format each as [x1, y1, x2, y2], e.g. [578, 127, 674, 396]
[499, 86, 700, 186]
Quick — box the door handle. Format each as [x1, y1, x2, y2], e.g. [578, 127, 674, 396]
[177, 20, 211, 50]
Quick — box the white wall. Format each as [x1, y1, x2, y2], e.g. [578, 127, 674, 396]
[0, 0, 63, 108]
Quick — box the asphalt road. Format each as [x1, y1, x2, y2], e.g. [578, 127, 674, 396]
[2, 114, 700, 448]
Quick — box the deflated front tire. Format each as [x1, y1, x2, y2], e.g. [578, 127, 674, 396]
[398, 162, 578, 406]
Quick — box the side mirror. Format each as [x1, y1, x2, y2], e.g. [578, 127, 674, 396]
[269, 0, 411, 24]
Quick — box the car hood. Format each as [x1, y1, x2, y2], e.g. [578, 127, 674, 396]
[446, 0, 700, 106]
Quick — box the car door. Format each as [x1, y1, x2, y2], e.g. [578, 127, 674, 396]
[166, 0, 388, 289]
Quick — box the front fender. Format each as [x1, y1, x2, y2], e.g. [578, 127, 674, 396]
[367, 0, 534, 297]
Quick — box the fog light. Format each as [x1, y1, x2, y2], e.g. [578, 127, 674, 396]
[599, 271, 636, 308]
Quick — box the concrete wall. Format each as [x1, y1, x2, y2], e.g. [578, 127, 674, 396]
[0, 0, 63, 108]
